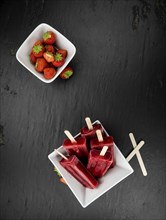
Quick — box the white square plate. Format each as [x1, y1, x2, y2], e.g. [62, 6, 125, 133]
[16, 23, 76, 83]
[48, 120, 134, 208]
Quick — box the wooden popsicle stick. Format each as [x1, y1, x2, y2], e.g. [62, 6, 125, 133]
[126, 140, 145, 162]
[129, 133, 147, 176]
[100, 146, 108, 156]
[96, 130, 103, 142]
[85, 117, 93, 130]
[54, 149, 68, 160]
[64, 130, 77, 143]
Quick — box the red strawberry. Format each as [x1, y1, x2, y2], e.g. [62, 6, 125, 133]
[32, 41, 45, 57]
[60, 67, 73, 79]
[43, 52, 54, 63]
[34, 40, 43, 45]
[58, 49, 67, 58]
[43, 31, 56, 44]
[35, 58, 48, 72]
[30, 51, 37, 64]
[44, 67, 56, 79]
[45, 45, 55, 53]
[52, 52, 65, 67]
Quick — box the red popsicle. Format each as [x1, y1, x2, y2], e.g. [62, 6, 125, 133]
[55, 150, 98, 189]
[81, 117, 104, 139]
[90, 130, 115, 168]
[63, 130, 89, 159]
[87, 146, 114, 178]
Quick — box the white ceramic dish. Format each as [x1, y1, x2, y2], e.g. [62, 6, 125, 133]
[48, 120, 134, 208]
[16, 23, 76, 83]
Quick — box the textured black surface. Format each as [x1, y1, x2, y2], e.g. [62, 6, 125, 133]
[0, 0, 166, 219]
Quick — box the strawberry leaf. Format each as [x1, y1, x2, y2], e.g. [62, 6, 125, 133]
[33, 45, 42, 54]
[64, 70, 73, 78]
[54, 53, 63, 61]
[54, 167, 62, 177]
[43, 32, 50, 40]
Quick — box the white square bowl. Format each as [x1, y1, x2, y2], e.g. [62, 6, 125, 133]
[48, 120, 134, 208]
[16, 23, 76, 83]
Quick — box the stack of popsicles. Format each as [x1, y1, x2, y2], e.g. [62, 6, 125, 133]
[56, 117, 115, 189]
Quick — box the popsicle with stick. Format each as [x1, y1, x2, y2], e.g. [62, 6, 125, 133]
[87, 145, 113, 178]
[63, 130, 88, 159]
[55, 149, 98, 189]
[81, 117, 104, 138]
[90, 129, 115, 167]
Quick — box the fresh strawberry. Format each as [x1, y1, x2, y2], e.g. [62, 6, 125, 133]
[32, 41, 45, 58]
[45, 45, 55, 53]
[58, 49, 67, 58]
[43, 31, 56, 44]
[43, 52, 54, 63]
[35, 58, 48, 72]
[52, 52, 65, 67]
[60, 67, 73, 79]
[30, 51, 37, 64]
[43, 67, 56, 79]
[34, 40, 43, 45]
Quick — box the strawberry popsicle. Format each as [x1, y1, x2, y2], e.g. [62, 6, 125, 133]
[90, 130, 115, 168]
[60, 154, 98, 189]
[87, 146, 113, 178]
[81, 117, 104, 139]
[63, 130, 89, 159]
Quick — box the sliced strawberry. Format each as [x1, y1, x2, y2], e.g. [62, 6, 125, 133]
[35, 58, 48, 72]
[43, 52, 54, 63]
[30, 51, 37, 64]
[52, 52, 65, 67]
[32, 41, 45, 58]
[60, 67, 73, 79]
[43, 31, 56, 44]
[58, 49, 67, 58]
[43, 67, 56, 79]
[45, 45, 55, 53]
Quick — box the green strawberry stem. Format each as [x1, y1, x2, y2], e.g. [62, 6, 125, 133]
[43, 32, 51, 40]
[64, 70, 73, 78]
[54, 167, 62, 177]
[33, 45, 42, 54]
[54, 53, 63, 61]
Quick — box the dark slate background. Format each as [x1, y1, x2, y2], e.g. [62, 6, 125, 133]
[0, 0, 166, 219]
